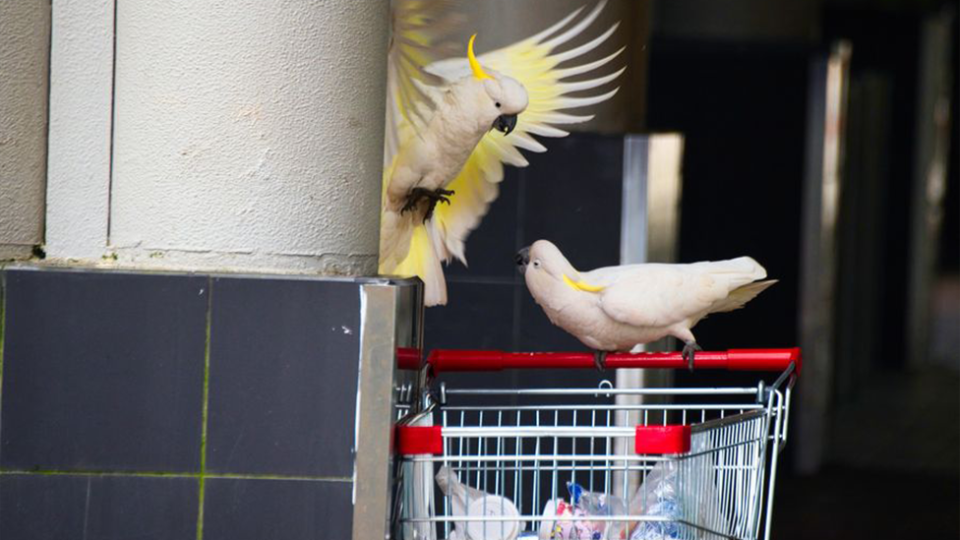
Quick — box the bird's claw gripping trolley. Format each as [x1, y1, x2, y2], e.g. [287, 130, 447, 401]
[393, 348, 800, 540]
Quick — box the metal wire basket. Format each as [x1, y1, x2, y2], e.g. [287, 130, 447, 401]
[393, 348, 799, 540]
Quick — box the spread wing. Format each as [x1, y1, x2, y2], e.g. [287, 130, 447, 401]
[417, 0, 624, 264]
[384, 0, 461, 166]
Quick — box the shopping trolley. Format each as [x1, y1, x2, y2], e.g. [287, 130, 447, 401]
[393, 348, 799, 540]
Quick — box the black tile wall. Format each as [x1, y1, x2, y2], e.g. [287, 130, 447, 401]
[425, 133, 624, 396]
[202, 478, 353, 540]
[205, 277, 361, 477]
[0, 474, 87, 539]
[521, 134, 624, 272]
[445, 168, 524, 280]
[646, 42, 806, 387]
[0, 474, 198, 540]
[426, 281, 517, 352]
[88, 476, 199, 537]
[427, 281, 521, 393]
[0, 269, 208, 472]
[0, 268, 400, 539]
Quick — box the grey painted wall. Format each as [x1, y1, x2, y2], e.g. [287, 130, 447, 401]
[0, 2, 50, 260]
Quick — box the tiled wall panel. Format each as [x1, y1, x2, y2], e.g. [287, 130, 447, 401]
[0, 268, 416, 540]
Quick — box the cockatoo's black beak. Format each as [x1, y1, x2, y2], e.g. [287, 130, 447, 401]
[494, 114, 518, 135]
[515, 246, 530, 275]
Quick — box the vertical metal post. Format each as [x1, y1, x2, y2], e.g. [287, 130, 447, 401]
[353, 280, 422, 540]
[796, 42, 850, 474]
[906, 8, 954, 369]
[614, 133, 684, 493]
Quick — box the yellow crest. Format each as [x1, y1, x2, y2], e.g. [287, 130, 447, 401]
[468, 34, 492, 80]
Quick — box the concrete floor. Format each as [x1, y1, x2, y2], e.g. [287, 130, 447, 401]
[771, 276, 960, 539]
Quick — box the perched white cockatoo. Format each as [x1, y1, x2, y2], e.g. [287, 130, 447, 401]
[516, 240, 777, 370]
[380, 0, 624, 306]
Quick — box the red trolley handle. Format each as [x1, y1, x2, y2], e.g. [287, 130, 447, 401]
[396, 425, 693, 456]
[418, 348, 801, 374]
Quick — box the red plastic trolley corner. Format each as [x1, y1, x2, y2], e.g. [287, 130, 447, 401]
[396, 425, 443, 455]
[635, 425, 692, 454]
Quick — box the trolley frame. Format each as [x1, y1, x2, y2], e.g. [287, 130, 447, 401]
[393, 348, 799, 540]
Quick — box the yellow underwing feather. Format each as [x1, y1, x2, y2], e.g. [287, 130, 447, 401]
[383, 0, 622, 307]
[425, 0, 623, 266]
[385, 0, 461, 166]
[392, 225, 448, 306]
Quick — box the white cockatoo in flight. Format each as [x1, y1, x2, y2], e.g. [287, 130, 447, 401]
[380, 0, 624, 306]
[517, 240, 777, 370]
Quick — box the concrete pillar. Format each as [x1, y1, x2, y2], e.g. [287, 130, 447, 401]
[46, 0, 115, 261]
[0, 2, 50, 260]
[47, 0, 390, 276]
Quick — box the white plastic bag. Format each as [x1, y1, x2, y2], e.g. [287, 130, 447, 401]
[629, 462, 682, 540]
[537, 496, 597, 540]
[630, 446, 731, 538]
[436, 466, 523, 540]
[403, 413, 437, 540]
[569, 482, 631, 539]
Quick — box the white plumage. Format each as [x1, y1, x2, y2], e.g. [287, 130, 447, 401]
[380, 0, 624, 306]
[519, 240, 776, 367]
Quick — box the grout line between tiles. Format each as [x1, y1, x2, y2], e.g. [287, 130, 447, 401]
[196, 276, 213, 540]
[0, 469, 199, 478]
[0, 469, 353, 482]
[205, 473, 353, 482]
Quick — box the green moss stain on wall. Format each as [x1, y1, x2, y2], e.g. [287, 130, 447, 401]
[196, 277, 213, 540]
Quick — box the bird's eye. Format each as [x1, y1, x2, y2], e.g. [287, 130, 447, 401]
[533, 260, 541, 268]
[495, 102, 501, 108]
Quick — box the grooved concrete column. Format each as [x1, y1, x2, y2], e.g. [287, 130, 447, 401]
[109, 1, 390, 276]
[46, 0, 115, 261]
[0, 2, 50, 260]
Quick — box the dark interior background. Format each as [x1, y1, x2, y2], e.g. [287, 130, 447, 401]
[426, 134, 623, 398]
[425, 1, 959, 538]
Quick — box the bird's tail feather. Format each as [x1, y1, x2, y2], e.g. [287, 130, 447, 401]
[391, 224, 448, 306]
[699, 256, 769, 292]
[712, 279, 777, 313]
[707, 256, 767, 278]
[379, 208, 413, 272]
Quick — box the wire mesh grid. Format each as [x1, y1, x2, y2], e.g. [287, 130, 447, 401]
[394, 381, 790, 540]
